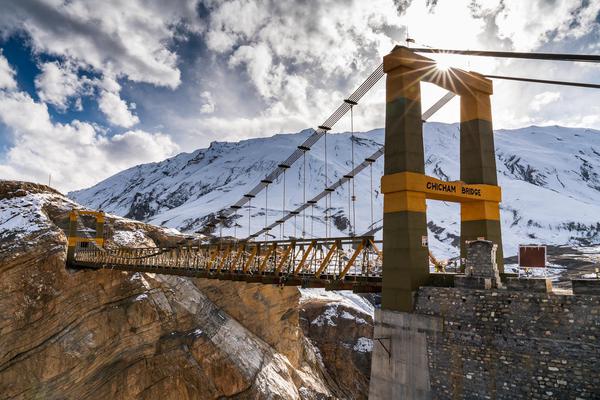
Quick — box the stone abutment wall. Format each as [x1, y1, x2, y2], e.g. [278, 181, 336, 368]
[416, 286, 600, 399]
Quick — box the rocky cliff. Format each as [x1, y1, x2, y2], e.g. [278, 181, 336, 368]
[0, 181, 373, 399]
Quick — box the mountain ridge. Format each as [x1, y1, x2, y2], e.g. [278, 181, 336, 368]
[69, 122, 600, 258]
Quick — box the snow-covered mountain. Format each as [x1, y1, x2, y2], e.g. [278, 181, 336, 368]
[69, 123, 600, 258]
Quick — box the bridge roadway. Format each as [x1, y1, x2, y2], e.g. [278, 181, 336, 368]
[72, 236, 383, 293]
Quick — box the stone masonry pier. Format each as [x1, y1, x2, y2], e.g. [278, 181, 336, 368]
[369, 240, 600, 399]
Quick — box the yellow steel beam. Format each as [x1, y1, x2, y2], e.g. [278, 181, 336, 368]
[229, 243, 245, 272]
[381, 171, 501, 203]
[384, 191, 426, 213]
[369, 239, 382, 259]
[258, 243, 277, 273]
[338, 239, 365, 280]
[275, 242, 295, 274]
[383, 46, 493, 96]
[68, 237, 104, 246]
[216, 245, 232, 273]
[315, 241, 338, 278]
[294, 240, 316, 275]
[74, 210, 105, 216]
[72, 209, 106, 223]
[243, 245, 258, 273]
[461, 200, 501, 221]
[207, 246, 219, 270]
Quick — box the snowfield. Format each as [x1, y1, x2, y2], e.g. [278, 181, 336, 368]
[69, 123, 600, 259]
[0, 190, 78, 256]
[0, 193, 61, 240]
[300, 288, 375, 317]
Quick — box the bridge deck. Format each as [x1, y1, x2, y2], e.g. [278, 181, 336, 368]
[72, 236, 383, 293]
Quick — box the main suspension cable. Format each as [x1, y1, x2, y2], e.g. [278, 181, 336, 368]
[282, 169, 286, 239]
[264, 183, 269, 241]
[207, 62, 385, 233]
[350, 104, 356, 234]
[484, 74, 600, 90]
[248, 198, 252, 238]
[245, 91, 456, 240]
[369, 161, 374, 229]
[302, 151, 307, 237]
[410, 47, 600, 63]
[324, 131, 329, 238]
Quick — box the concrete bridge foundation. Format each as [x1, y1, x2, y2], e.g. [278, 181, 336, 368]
[368, 309, 442, 399]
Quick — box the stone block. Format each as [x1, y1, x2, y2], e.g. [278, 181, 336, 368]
[454, 275, 492, 289]
[500, 272, 518, 282]
[464, 239, 501, 288]
[505, 277, 552, 293]
[465, 239, 496, 274]
[428, 272, 456, 287]
[571, 279, 600, 295]
[411, 286, 600, 399]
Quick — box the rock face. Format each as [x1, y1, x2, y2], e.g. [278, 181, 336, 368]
[299, 291, 375, 400]
[194, 281, 305, 368]
[195, 282, 375, 400]
[0, 181, 374, 399]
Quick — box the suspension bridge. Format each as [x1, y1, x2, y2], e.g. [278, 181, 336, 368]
[63, 44, 600, 400]
[66, 47, 462, 294]
[66, 45, 599, 300]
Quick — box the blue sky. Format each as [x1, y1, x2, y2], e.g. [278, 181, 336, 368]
[0, 0, 599, 192]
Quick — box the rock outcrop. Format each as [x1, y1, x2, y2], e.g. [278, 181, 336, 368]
[300, 291, 375, 399]
[0, 181, 374, 399]
[195, 281, 375, 400]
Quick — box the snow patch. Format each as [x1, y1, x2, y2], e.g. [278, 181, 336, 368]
[164, 227, 182, 235]
[190, 328, 203, 337]
[112, 229, 152, 246]
[1, 193, 62, 241]
[311, 305, 339, 327]
[504, 263, 567, 281]
[581, 273, 600, 279]
[340, 310, 368, 324]
[300, 288, 374, 318]
[353, 337, 373, 353]
[0, 190, 81, 254]
[130, 272, 152, 289]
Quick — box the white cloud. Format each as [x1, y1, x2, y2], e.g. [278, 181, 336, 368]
[0, 90, 178, 192]
[530, 91, 561, 112]
[102, 129, 178, 164]
[0, 0, 200, 89]
[494, 1, 600, 50]
[199, 91, 215, 114]
[184, 0, 403, 146]
[74, 97, 83, 111]
[0, 51, 17, 90]
[229, 44, 279, 98]
[196, 0, 600, 141]
[98, 89, 139, 128]
[1, 0, 600, 192]
[35, 61, 86, 111]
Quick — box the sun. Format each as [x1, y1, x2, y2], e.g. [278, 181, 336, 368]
[432, 53, 469, 72]
[436, 58, 452, 71]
